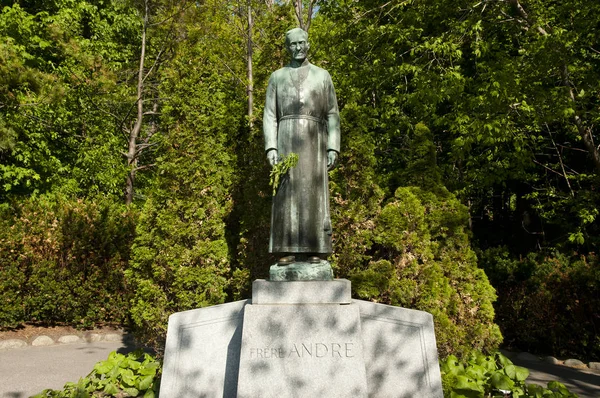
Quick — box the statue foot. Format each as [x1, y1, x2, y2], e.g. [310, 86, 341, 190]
[308, 256, 321, 264]
[278, 255, 295, 266]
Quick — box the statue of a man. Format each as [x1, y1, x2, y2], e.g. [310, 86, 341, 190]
[264, 28, 340, 267]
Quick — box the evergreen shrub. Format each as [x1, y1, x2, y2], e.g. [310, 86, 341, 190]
[480, 248, 600, 359]
[334, 185, 503, 358]
[0, 196, 135, 328]
[126, 196, 231, 354]
[124, 24, 242, 352]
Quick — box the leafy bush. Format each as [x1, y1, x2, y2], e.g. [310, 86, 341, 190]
[33, 350, 160, 398]
[0, 196, 136, 328]
[441, 351, 577, 398]
[480, 248, 600, 359]
[333, 184, 503, 358]
[125, 22, 243, 353]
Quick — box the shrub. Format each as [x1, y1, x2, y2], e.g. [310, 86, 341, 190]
[335, 186, 503, 358]
[125, 31, 241, 352]
[0, 196, 136, 328]
[441, 351, 577, 398]
[33, 350, 160, 397]
[480, 248, 600, 359]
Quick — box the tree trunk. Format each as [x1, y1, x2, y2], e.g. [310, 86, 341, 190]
[247, 1, 254, 131]
[293, 0, 314, 31]
[125, 0, 148, 205]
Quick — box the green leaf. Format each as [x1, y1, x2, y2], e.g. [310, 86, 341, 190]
[123, 387, 140, 396]
[496, 353, 513, 368]
[94, 361, 113, 374]
[514, 366, 529, 382]
[103, 382, 119, 396]
[490, 372, 514, 390]
[139, 375, 155, 391]
[119, 368, 136, 386]
[143, 389, 156, 398]
[504, 364, 517, 379]
[547, 381, 570, 394]
[526, 383, 545, 397]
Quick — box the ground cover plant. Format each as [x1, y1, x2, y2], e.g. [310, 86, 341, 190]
[441, 351, 577, 398]
[33, 350, 160, 398]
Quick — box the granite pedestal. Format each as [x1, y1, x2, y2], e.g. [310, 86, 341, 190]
[159, 279, 443, 398]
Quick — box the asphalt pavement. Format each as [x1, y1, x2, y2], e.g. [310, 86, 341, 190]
[507, 353, 600, 398]
[0, 340, 134, 398]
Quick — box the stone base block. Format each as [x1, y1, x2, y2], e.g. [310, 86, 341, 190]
[252, 279, 351, 304]
[237, 303, 368, 398]
[356, 300, 443, 397]
[269, 260, 333, 281]
[159, 300, 248, 398]
[159, 280, 443, 398]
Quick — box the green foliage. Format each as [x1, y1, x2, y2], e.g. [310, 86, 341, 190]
[480, 248, 600, 359]
[269, 152, 298, 196]
[0, 1, 139, 201]
[125, 1, 244, 353]
[441, 351, 577, 398]
[0, 195, 135, 328]
[344, 186, 502, 357]
[33, 350, 160, 398]
[315, 0, 600, 253]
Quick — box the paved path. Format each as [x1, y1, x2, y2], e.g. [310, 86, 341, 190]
[505, 352, 600, 398]
[0, 340, 134, 398]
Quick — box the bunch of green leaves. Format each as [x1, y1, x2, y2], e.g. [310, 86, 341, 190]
[269, 152, 299, 196]
[441, 351, 576, 398]
[0, 195, 135, 328]
[0, 2, 139, 202]
[33, 350, 160, 398]
[479, 249, 600, 359]
[125, 0, 245, 353]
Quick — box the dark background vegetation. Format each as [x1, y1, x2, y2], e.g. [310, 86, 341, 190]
[1, 0, 599, 360]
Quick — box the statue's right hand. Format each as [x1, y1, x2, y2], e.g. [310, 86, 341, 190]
[267, 149, 279, 167]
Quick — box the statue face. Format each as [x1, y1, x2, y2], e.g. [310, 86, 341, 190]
[286, 31, 310, 62]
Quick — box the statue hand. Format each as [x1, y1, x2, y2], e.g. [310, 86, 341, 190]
[327, 150, 338, 170]
[267, 149, 279, 167]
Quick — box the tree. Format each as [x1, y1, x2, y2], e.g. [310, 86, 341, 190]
[123, 0, 192, 204]
[0, 1, 140, 201]
[126, 0, 247, 351]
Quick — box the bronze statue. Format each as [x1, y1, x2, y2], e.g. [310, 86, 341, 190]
[264, 28, 340, 270]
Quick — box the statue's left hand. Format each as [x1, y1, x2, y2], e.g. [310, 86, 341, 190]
[327, 151, 338, 170]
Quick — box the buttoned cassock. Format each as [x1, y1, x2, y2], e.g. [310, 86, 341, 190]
[263, 61, 341, 255]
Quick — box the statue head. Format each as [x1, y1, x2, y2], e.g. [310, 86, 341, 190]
[285, 28, 310, 63]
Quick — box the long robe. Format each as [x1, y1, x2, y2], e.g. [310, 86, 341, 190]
[263, 61, 341, 255]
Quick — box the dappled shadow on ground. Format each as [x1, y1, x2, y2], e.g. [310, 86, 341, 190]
[506, 353, 600, 398]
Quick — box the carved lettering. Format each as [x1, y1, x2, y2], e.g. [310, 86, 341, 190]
[315, 343, 328, 357]
[302, 343, 312, 357]
[250, 342, 356, 359]
[289, 344, 301, 358]
[345, 343, 354, 358]
[331, 343, 342, 357]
